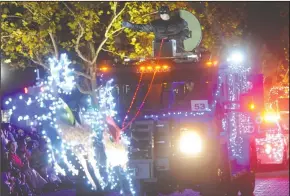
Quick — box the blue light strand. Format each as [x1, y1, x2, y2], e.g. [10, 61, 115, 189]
[4, 53, 136, 195]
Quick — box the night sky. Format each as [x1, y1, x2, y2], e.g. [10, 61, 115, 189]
[1, 2, 289, 96]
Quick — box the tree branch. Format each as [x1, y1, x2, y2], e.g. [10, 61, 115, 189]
[6, 15, 23, 19]
[76, 82, 93, 95]
[92, 3, 127, 65]
[104, 3, 127, 38]
[49, 32, 59, 59]
[24, 4, 51, 21]
[108, 27, 125, 37]
[1, 35, 11, 40]
[113, 2, 117, 16]
[74, 70, 92, 80]
[62, 2, 92, 64]
[31, 58, 49, 70]
[102, 48, 128, 58]
[92, 38, 108, 65]
[23, 5, 34, 15]
[75, 23, 93, 64]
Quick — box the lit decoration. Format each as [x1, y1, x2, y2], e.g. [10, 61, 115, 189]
[222, 55, 252, 160]
[144, 111, 208, 119]
[269, 86, 289, 100]
[267, 86, 289, 113]
[99, 66, 109, 72]
[206, 60, 218, 67]
[137, 64, 170, 73]
[122, 71, 157, 131]
[4, 54, 135, 195]
[238, 113, 255, 134]
[255, 133, 285, 164]
[48, 54, 76, 94]
[122, 73, 144, 128]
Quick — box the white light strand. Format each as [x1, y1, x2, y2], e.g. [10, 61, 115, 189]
[4, 53, 135, 195]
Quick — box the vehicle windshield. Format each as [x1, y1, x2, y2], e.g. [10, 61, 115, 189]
[114, 80, 216, 114]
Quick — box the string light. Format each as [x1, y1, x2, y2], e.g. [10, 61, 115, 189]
[144, 111, 208, 119]
[256, 133, 285, 163]
[122, 73, 143, 128]
[224, 58, 253, 160]
[121, 71, 157, 131]
[269, 86, 289, 100]
[3, 53, 135, 195]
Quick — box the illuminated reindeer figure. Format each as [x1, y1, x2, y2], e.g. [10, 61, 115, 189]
[44, 54, 130, 191]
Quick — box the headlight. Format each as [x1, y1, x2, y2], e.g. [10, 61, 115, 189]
[179, 130, 202, 155]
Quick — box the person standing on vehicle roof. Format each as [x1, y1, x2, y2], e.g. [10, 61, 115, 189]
[122, 5, 190, 53]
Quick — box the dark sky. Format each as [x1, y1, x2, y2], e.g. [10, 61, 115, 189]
[246, 2, 288, 54]
[1, 2, 289, 96]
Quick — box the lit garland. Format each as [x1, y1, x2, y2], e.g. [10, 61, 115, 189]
[238, 113, 255, 134]
[144, 111, 208, 119]
[255, 133, 285, 164]
[267, 86, 289, 112]
[4, 54, 135, 195]
[269, 86, 289, 100]
[223, 62, 252, 160]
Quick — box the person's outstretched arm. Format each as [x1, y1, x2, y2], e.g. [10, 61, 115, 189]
[122, 21, 154, 32]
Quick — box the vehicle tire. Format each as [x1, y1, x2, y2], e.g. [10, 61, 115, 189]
[239, 172, 255, 196]
[200, 182, 239, 196]
[239, 142, 256, 196]
[139, 182, 159, 196]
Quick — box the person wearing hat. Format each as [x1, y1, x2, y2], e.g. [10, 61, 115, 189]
[122, 5, 190, 53]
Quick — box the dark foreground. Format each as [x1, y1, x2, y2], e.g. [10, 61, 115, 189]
[42, 167, 289, 196]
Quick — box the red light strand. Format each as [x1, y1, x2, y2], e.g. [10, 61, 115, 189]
[122, 73, 144, 128]
[121, 38, 166, 131]
[121, 71, 157, 132]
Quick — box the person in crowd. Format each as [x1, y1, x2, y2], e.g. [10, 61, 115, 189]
[17, 139, 31, 162]
[22, 160, 47, 194]
[3, 127, 16, 142]
[7, 141, 24, 170]
[14, 170, 33, 196]
[11, 125, 21, 141]
[16, 129, 26, 143]
[1, 169, 14, 196]
[30, 139, 49, 177]
[1, 129, 9, 152]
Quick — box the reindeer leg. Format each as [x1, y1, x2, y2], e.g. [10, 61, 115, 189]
[87, 152, 106, 189]
[77, 153, 97, 190]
